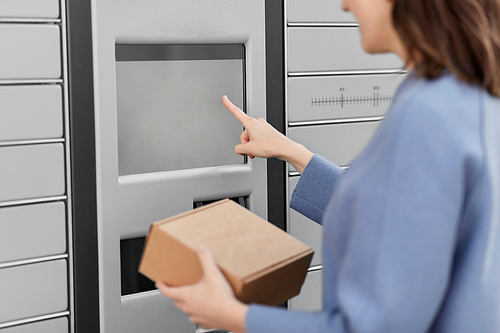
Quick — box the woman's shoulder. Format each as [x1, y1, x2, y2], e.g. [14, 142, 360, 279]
[393, 71, 480, 118]
[386, 71, 483, 142]
[366, 71, 486, 185]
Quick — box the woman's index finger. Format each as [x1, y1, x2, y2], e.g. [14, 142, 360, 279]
[223, 95, 250, 125]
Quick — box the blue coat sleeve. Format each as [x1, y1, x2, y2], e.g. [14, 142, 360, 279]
[290, 154, 346, 224]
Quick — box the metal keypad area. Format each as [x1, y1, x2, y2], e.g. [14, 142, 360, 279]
[0, 0, 71, 331]
[285, 0, 406, 312]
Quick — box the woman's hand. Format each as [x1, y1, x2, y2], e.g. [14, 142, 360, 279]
[223, 96, 314, 174]
[156, 247, 248, 333]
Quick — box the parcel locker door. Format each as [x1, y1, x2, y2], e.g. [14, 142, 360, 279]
[0, 85, 63, 142]
[288, 121, 381, 171]
[91, 1, 267, 332]
[0, 24, 61, 80]
[0, 317, 68, 333]
[287, 27, 403, 73]
[0, 144, 65, 203]
[0, 0, 60, 19]
[0, 260, 67, 323]
[0, 202, 66, 263]
[288, 74, 406, 123]
[287, 0, 355, 23]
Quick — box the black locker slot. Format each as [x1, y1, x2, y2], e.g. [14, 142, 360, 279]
[120, 236, 156, 296]
[193, 196, 249, 209]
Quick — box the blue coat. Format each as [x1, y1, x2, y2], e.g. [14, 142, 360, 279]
[246, 71, 500, 333]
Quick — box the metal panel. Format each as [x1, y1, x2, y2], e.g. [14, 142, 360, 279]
[288, 121, 380, 170]
[288, 74, 405, 122]
[0, 0, 60, 19]
[91, 0, 267, 332]
[0, 202, 66, 263]
[287, 0, 355, 23]
[0, 85, 63, 142]
[0, 260, 67, 323]
[0, 25, 61, 80]
[287, 28, 403, 73]
[289, 176, 323, 266]
[0, 144, 65, 203]
[0, 317, 67, 333]
[289, 269, 322, 311]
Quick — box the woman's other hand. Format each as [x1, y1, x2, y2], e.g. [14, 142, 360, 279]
[156, 247, 248, 333]
[223, 96, 314, 174]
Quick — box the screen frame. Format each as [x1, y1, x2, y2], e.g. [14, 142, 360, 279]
[114, 43, 248, 176]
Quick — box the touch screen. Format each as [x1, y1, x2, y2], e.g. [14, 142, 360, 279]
[115, 44, 245, 176]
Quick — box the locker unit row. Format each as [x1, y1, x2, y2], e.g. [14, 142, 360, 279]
[0, 1, 71, 332]
[284, 0, 405, 313]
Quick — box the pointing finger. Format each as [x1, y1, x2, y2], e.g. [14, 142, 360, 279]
[223, 96, 250, 125]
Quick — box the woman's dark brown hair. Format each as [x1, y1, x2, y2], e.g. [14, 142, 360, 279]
[392, 0, 500, 96]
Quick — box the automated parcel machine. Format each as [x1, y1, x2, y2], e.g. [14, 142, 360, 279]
[78, 1, 271, 332]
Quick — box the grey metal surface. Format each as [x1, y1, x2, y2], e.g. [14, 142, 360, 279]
[287, 0, 355, 23]
[0, 144, 65, 203]
[0, 202, 66, 263]
[0, 85, 63, 142]
[0, 25, 61, 80]
[288, 121, 380, 170]
[116, 59, 244, 175]
[289, 269, 322, 311]
[92, 0, 267, 332]
[0, 260, 67, 324]
[287, 28, 403, 73]
[289, 176, 323, 266]
[0, 317, 67, 333]
[288, 74, 406, 122]
[0, 0, 60, 19]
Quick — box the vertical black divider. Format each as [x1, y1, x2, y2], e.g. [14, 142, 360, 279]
[265, 0, 286, 232]
[265, 0, 287, 309]
[66, 0, 100, 331]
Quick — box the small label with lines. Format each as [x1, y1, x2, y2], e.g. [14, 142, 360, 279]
[311, 93, 395, 108]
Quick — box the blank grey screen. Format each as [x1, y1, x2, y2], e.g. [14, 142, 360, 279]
[116, 45, 245, 176]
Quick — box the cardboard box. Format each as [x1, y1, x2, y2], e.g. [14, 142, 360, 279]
[139, 199, 314, 305]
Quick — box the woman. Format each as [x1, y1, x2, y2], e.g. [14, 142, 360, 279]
[157, 0, 500, 332]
